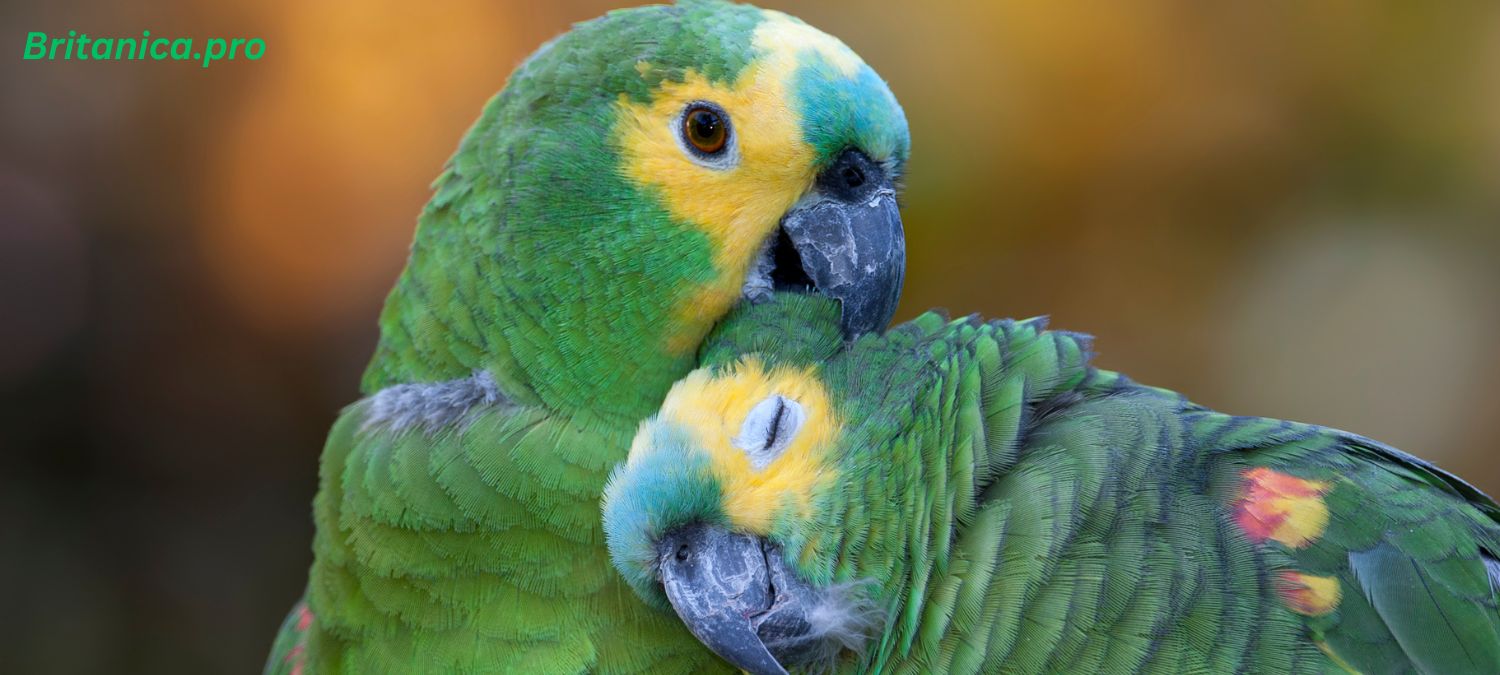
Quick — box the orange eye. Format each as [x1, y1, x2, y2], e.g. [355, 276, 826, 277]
[682, 105, 728, 155]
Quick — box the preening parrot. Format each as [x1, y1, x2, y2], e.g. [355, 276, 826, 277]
[263, 1, 911, 672]
[603, 294, 1500, 674]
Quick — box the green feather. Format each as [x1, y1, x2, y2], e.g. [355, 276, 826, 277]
[270, 0, 916, 670]
[604, 298, 1500, 673]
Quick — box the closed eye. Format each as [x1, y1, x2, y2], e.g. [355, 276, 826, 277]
[732, 394, 805, 470]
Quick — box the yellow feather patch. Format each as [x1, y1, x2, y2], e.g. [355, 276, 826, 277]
[1233, 467, 1331, 549]
[629, 358, 840, 533]
[614, 12, 871, 354]
[1276, 571, 1342, 616]
[753, 11, 863, 79]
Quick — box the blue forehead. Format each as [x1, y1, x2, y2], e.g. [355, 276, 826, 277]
[602, 426, 727, 608]
[791, 55, 911, 173]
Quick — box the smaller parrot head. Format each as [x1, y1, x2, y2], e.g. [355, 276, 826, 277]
[604, 356, 885, 675]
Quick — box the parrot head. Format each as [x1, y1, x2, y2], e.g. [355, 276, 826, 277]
[604, 354, 890, 674]
[365, 0, 910, 420]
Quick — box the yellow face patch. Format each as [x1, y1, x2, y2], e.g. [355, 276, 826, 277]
[614, 12, 870, 353]
[627, 357, 841, 533]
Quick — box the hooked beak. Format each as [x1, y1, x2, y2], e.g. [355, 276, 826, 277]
[746, 149, 905, 339]
[657, 524, 832, 675]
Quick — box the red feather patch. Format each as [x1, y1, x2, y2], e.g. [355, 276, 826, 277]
[1233, 467, 1330, 548]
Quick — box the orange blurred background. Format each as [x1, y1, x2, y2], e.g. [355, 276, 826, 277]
[4, 1, 1499, 671]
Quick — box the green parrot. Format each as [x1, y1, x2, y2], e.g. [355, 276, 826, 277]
[602, 294, 1500, 674]
[263, 1, 912, 673]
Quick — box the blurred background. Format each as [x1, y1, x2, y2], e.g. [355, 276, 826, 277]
[3, 0, 1499, 671]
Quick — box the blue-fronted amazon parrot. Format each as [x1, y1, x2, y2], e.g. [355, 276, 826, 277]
[263, 1, 912, 672]
[603, 294, 1500, 674]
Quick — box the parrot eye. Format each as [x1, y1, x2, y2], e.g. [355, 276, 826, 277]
[677, 102, 735, 168]
[684, 107, 726, 152]
[732, 394, 805, 470]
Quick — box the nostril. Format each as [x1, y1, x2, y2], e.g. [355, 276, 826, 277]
[817, 148, 882, 201]
[841, 164, 865, 189]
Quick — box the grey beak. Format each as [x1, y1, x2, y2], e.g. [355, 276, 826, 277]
[657, 525, 787, 675]
[777, 149, 905, 338]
